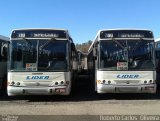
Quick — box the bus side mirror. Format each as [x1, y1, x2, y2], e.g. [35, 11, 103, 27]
[93, 48, 97, 60]
[132, 60, 139, 68]
[47, 61, 53, 69]
[1, 43, 7, 57]
[71, 43, 75, 51]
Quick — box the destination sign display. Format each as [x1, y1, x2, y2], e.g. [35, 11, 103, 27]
[11, 29, 67, 38]
[100, 30, 153, 39]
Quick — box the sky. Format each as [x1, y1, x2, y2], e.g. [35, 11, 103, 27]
[0, 0, 160, 43]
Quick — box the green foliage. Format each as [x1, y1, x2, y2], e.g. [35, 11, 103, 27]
[76, 40, 92, 53]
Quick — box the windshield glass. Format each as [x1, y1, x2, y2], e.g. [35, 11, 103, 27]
[99, 39, 155, 71]
[10, 39, 68, 71]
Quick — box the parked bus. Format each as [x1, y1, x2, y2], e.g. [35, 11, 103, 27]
[8, 28, 78, 96]
[0, 35, 9, 94]
[77, 50, 88, 72]
[88, 29, 156, 93]
[155, 38, 160, 84]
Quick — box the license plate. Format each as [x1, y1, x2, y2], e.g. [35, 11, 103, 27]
[55, 88, 66, 93]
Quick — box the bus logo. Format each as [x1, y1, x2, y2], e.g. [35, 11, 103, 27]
[26, 76, 49, 80]
[117, 74, 139, 79]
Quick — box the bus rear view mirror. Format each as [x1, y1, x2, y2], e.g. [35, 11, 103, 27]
[1, 43, 7, 57]
[71, 43, 75, 51]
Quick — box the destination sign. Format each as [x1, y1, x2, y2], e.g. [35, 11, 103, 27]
[11, 29, 67, 38]
[100, 30, 153, 39]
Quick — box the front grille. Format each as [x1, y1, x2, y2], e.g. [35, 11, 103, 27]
[117, 87, 139, 92]
[114, 80, 140, 84]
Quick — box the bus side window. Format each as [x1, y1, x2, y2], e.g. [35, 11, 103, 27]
[1, 42, 7, 61]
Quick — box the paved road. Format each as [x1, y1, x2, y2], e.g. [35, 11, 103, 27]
[0, 75, 160, 121]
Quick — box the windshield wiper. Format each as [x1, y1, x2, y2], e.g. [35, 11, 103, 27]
[132, 38, 143, 52]
[21, 37, 32, 49]
[111, 38, 129, 62]
[112, 38, 125, 49]
[40, 37, 56, 49]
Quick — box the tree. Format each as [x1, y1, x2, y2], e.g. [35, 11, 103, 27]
[76, 40, 92, 53]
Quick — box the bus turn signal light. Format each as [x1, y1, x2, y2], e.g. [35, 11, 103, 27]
[97, 80, 102, 84]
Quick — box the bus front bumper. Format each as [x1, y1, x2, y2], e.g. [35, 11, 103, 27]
[7, 86, 71, 96]
[97, 84, 156, 93]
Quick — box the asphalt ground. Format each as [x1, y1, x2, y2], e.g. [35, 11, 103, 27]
[0, 73, 160, 121]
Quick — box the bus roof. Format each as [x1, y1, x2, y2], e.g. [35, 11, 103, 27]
[10, 28, 73, 42]
[11, 28, 69, 36]
[11, 28, 68, 32]
[155, 38, 160, 42]
[97, 28, 152, 32]
[88, 29, 154, 53]
[0, 35, 10, 41]
[96, 29, 153, 38]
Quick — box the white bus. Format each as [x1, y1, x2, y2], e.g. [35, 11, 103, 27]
[0, 35, 9, 94]
[8, 28, 78, 96]
[88, 29, 156, 93]
[77, 50, 88, 72]
[155, 38, 160, 84]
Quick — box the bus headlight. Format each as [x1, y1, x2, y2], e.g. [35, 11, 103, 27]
[60, 81, 64, 85]
[144, 80, 147, 84]
[108, 80, 111, 84]
[55, 82, 58, 85]
[11, 81, 15, 86]
[17, 82, 20, 86]
[97, 80, 102, 84]
[149, 80, 152, 83]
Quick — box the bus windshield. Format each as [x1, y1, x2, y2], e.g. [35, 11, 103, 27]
[10, 39, 68, 71]
[99, 39, 155, 71]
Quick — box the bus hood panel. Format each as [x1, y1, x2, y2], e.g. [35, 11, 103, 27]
[97, 71, 156, 84]
[8, 72, 70, 86]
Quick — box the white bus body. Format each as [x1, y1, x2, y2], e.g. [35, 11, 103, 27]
[8, 28, 77, 96]
[0, 35, 9, 93]
[88, 29, 156, 93]
[155, 38, 160, 84]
